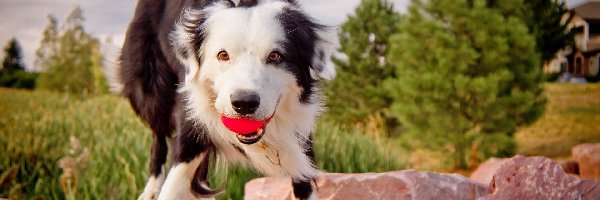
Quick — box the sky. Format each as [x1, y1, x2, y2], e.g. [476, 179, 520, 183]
[0, 0, 409, 70]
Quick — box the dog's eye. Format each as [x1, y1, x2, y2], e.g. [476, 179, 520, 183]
[267, 51, 283, 64]
[217, 51, 230, 61]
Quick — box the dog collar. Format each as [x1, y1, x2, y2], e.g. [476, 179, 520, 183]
[260, 141, 281, 166]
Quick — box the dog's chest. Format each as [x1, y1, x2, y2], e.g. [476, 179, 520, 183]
[222, 140, 289, 176]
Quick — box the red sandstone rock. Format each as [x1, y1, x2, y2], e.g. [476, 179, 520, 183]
[244, 170, 487, 200]
[245, 156, 600, 200]
[470, 158, 507, 185]
[573, 143, 600, 180]
[559, 160, 580, 175]
[244, 177, 294, 200]
[479, 156, 600, 200]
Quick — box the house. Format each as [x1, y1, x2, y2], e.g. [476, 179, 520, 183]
[545, 0, 600, 80]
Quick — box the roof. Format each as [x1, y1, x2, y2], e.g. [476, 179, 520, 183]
[567, 0, 600, 19]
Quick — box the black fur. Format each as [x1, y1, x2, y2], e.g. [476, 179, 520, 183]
[276, 9, 325, 103]
[293, 135, 316, 198]
[292, 180, 313, 199]
[119, 0, 179, 179]
[237, 0, 258, 7]
[120, 0, 215, 195]
[119, 0, 322, 198]
[176, 120, 220, 197]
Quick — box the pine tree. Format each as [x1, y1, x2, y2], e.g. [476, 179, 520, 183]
[0, 38, 37, 88]
[523, 0, 582, 64]
[488, 0, 582, 65]
[1, 38, 26, 72]
[385, 0, 544, 169]
[325, 0, 402, 134]
[36, 7, 107, 95]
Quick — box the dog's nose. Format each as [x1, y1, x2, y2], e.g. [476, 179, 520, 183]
[231, 90, 260, 115]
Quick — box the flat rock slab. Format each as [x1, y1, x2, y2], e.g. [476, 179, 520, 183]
[245, 170, 487, 200]
[244, 177, 295, 200]
[480, 156, 600, 200]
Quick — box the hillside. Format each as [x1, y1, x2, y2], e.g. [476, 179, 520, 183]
[516, 84, 600, 158]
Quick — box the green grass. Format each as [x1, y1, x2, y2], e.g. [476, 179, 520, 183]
[0, 88, 404, 199]
[516, 83, 600, 158]
[0, 88, 151, 199]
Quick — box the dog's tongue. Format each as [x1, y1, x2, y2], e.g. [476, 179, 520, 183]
[221, 116, 269, 135]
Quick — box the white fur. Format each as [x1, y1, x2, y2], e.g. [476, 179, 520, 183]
[104, 61, 124, 94]
[172, 0, 337, 187]
[311, 26, 339, 80]
[159, 153, 213, 200]
[138, 170, 166, 200]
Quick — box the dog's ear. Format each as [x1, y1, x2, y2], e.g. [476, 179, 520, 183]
[277, 6, 339, 81]
[171, 1, 234, 83]
[311, 27, 338, 80]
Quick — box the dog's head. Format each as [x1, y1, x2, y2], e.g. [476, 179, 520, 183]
[172, 0, 337, 144]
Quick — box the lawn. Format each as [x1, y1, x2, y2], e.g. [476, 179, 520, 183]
[0, 88, 404, 200]
[516, 83, 600, 158]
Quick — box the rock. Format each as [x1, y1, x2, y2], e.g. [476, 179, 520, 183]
[573, 143, 600, 179]
[244, 170, 487, 200]
[479, 156, 600, 200]
[244, 177, 294, 200]
[470, 158, 506, 185]
[245, 156, 600, 200]
[559, 160, 580, 175]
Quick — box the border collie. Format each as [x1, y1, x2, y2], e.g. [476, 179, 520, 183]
[108, 0, 337, 199]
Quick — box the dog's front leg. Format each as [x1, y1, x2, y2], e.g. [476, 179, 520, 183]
[292, 136, 317, 200]
[159, 122, 214, 200]
[292, 179, 317, 200]
[158, 152, 208, 200]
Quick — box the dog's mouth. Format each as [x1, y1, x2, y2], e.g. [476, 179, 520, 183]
[220, 116, 271, 144]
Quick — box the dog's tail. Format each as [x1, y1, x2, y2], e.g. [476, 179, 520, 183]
[103, 60, 124, 95]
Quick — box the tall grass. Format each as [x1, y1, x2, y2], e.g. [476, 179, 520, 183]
[0, 88, 405, 199]
[0, 88, 151, 199]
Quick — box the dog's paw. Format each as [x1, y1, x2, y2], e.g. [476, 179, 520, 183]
[137, 191, 158, 200]
[138, 175, 164, 200]
[294, 192, 317, 200]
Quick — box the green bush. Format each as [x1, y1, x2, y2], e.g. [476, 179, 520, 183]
[544, 72, 561, 82]
[0, 70, 38, 89]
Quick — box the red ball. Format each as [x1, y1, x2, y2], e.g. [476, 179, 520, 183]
[221, 116, 269, 135]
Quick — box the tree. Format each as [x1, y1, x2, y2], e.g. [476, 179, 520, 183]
[1, 38, 26, 72]
[385, 0, 545, 169]
[35, 15, 59, 72]
[325, 0, 402, 135]
[490, 0, 583, 65]
[0, 38, 37, 89]
[36, 7, 108, 95]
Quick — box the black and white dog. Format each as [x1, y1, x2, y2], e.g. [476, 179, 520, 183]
[109, 0, 337, 199]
